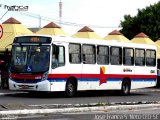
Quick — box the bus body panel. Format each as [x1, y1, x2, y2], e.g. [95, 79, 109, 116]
[9, 35, 157, 93]
[132, 66, 157, 89]
[81, 64, 100, 90]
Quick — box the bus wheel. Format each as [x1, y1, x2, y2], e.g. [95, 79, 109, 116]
[65, 79, 77, 97]
[121, 79, 131, 95]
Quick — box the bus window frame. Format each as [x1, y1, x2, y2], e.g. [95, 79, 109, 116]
[123, 47, 134, 66]
[146, 49, 156, 67]
[69, 43, 81, 64]
[51, 45, 65, 69]
[97, 45, 109, 65]
[135, 48, 145, 66]
[110, 46, 122, 65]
[82, 44, 96, 64]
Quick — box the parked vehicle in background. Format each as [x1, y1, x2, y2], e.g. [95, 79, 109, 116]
[9, 35, 157, 97]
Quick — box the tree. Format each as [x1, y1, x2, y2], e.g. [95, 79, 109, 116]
[120, 1, 160, 41]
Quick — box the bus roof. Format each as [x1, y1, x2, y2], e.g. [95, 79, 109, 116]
[15, 34, 157, 50]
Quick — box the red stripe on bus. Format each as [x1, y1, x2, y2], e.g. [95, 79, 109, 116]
[48, 74, 82, 78]
[11, 73, 156, 80]
[11, 73, 43, 80]
[48, 74, 156, 79]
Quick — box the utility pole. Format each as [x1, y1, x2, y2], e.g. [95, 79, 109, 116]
[59, 0, 62, 26]
[39, 15, 41, 29]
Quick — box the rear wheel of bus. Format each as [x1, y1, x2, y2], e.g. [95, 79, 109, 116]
[120, 79, 131, 95]
[65, 79, 77, 97]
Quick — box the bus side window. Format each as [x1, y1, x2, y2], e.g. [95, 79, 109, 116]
[146, 49, 156, 66]
[123, 48, 134, 66]
[52, 46, 65, 68]
[97, 45, 109, 65]
[135, 49, 145, 66]
[110, 47, 122, 65]
[69, 43, 81, 63]
[82, 44, 96, 64]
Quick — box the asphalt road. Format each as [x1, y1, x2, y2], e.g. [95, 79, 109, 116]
[0, 87, 160, 105]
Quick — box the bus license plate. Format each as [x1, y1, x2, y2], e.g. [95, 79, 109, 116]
[21, 85, 29, 89]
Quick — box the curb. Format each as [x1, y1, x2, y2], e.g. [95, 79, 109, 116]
[0, 90, 28, 96]
[0, 92, 27, 96]
[0, 103, 160, 116]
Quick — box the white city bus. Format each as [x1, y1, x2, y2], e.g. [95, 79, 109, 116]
[9, 35, 157, 97]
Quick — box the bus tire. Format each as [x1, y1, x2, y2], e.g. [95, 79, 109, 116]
[120, 79, 131, 95]
[65, 79, 77, 97]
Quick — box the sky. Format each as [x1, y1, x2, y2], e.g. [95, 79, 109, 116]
[0, 0, 159, 37]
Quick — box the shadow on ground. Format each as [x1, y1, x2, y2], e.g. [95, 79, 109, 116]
[7, 90, 147, 99]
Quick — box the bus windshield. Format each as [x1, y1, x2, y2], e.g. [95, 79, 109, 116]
[11, 45, 50, 73]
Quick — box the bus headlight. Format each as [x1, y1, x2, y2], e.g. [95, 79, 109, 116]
[42, 71, 48, 81]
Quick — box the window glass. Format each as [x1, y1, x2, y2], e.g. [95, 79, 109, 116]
[11, 45, 50, 73]
[110, 47, 122, 65]
[146, 50, 156, 66]
[52, 46, 65, 68]
[14, 46, 27, 65]
[69, 44, 81, 63]
[135, 49, 145, 66]
[58, 46, 65, 65]
[123, 48, 134, 65]
[97, 46, 109, 65]
[82, 44, 96, 64]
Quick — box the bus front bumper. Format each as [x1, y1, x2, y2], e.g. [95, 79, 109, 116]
[9, 79, 51, 91]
